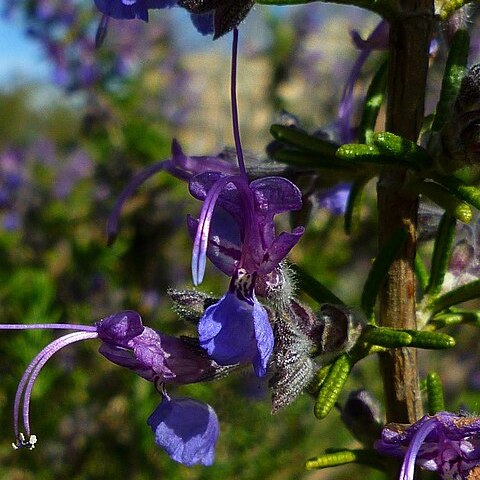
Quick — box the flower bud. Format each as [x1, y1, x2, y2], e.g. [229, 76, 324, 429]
[339, 389, 383, 447]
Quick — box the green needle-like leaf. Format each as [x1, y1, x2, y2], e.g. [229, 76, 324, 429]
[344, 179, 367, 235]
[362, 326, 413, 347]
[432, 309, 480, 328]
[358, 58, 388, 145]
[306, 364, 332, 396]
[413, 182, 471, 223]
[427, 279, 480, 315]
[336, 143, 419, 170]
[272, 149, 358, 174]
[314, 354, 352, 419]
[290, 264, 345, 305]
[426, 213, 457, 295]
[431, 29, 470, 131]
[405, 330, 456, 349]
[435, 176, 480, 212]
[306, 450, 358, 469]
[415, 254, 429, 293]
[427, 372, 445, 414]
[270, 124, 338, 157]
[374, 132, 431, 167]
[361, 228, 408, 321]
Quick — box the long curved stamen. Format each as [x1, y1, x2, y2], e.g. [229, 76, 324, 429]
[399, 418, 438, 480]
[230, 28, 246, 179]
[0, 324, 97, 331]
[13, 331, 98, 446]
[192, 175, 242, 286]
[106, 160, 168, 245]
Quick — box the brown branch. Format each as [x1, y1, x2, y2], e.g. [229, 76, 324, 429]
[378, 3, 434, 423]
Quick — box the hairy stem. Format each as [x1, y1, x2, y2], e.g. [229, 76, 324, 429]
[378, 2, 433, 423]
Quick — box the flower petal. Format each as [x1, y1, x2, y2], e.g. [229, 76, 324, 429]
[250, 177, 303, 219]
[198, 290, 273, 376]
[187, 209, 241, 276]
[191, 175, 243, 285]
[147, 396, 219, 466]
[259, 226, 304, 275]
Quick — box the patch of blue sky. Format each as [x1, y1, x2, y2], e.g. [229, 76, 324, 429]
[0, 17, 50, 86]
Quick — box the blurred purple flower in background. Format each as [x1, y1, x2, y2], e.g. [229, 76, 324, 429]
[375, 411, 480, 480]
[0, 148, 25, 230]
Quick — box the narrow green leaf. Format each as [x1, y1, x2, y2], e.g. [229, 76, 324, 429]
[436, 176, 480, 211]
[431, 29, 470, 131]
[305, 450, 357, 469]
[271, 149, 358, 174]
[361, 228, 408, 321]
[314, 354, 352, 419]
[337, 142, 422, 170]
[432, 309, 480, 328]
[270, 124, 338, 157]
[405, 330, 456, 349]
[374, 132, 431, 167]
[415, 254, 429, 292]
[426, 213, 458, 295]
[427, 279, 480, 314]
[414, 182, 471, 223]
[427, 372, 445, 414]
[362, 326, 413, 347]
[358, 58, 388, 145]
[290, 264, 345, 305]
[344, 179, 367, 235]
[306, 364, 332, 396]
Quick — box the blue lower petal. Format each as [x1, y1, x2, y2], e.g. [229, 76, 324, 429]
[198, 290, 273, 377]
[147, 395, 219, 466]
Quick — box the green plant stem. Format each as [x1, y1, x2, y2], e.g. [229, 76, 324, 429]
[377, 1, 433, 424]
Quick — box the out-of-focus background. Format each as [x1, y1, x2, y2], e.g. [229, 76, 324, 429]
[1, 1, 480, 479]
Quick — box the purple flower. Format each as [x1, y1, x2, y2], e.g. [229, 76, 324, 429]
[188, 172, 303, 375]
[93, 0, 215, 36]
[94, 0, 177, 22]
[189, 173, 304, 285]
[316, 183, 350, 215]
[375, 412, 480, 479]
[1, 311, 225, 466]
[148, 394, 219, 466]
[97, 311, 232, 385]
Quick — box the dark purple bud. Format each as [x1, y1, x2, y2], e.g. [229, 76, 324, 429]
[339, 389, 383, 447]
[95, 310, 144, 348]
[316, 304, 365, 361]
